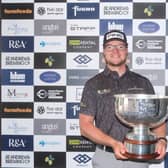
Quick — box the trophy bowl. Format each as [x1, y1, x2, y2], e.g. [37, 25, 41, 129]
[114, 94, 168, 160]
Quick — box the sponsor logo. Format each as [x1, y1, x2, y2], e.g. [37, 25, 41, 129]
[2, 151, 33, 167]
[2, 103, 33, 113]
[34, 102, 65, 118]
[40, 71, 61, 83]
[100, 3, 132, 19]
[133, 53, 165, 70]
[73, 154, 91, 164]
[67, 3, 99, 19]
[37, 6, 64, 16]
[2, 53, 33, 68]
[2, 119, 33, 135]
[44, 56, 55, 67]
[34, 86, 66, 102]
[2, 69, 33, 85]
[2, 20, 34, 36]
[67, 53, 99, 69]
[100, 19, 132, 35]
[138, 21, 160, 33]
[67, 86, 83, 102]
[2, 86, 33, 102]
[34, 53, 66, 69]
[2, 4, 34, 19]
[35, 3, 66, 19]
[135, 56, 163, 66]
[144, 5, 154, 17]
[40, 41, 60, 48]
[74, 54, 92, 64]
[67, 103, 80, 119]
[67, 136, 95, 151]
[133, 36, 165, 52]
[67, 36, 99, 52]
[34, 152, 66, 168]
[35, 70, 65, 85]
[67, 70, 98, 85]
[67, 120, 80, 135]
[2, 135, 33, 151]
[34, 119, 66, 135]
[67, 20, 98, 36]
[35, 20, 66, 35]
[38, 140, 60, 147]
[34, 135, 66, 151]
[2, 37, 34, 52]
[35, 36, 66, 52]
[104, 6, 129, 15]
[133, 3, 165, 19]
[44, 154, 54, 166]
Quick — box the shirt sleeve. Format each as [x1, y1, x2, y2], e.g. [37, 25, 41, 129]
[80, 80, 97, 117]
[145, 78, 155, 94]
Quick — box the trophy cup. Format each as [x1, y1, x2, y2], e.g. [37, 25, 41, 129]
[114, 94, 168, 160]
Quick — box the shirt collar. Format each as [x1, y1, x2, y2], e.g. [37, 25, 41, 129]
[103, 65, 130, 79]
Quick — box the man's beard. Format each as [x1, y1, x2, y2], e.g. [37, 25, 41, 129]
[106, 57, 127, 67]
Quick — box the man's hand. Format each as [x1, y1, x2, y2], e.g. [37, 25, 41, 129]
[155, 138, 167, 160]
[112, 141, 128, 160]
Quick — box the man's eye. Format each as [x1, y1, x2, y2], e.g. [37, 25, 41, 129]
[108, 46, 112, 49]
[118, 45, 125, 49]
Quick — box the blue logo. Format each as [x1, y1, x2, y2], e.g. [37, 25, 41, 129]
[40, 71, 61, 83]
[73, 154, 91, 164]
[39, 140, 60, 147]
[1, 69, 33, 85]
[74, 55, 92, 64]
[67, 103, 80, 119]
[2, 36, 34, 52]
[67, 3, 99, 19]
[40, 41, 46, 47]
[100, 19, 132, 35]
[139, 22, 160, 33]
[2, 135, 33, 151]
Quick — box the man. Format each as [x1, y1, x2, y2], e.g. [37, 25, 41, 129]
[79, 30, 167, 168]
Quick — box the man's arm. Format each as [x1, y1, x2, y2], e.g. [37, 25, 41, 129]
[79, 113, 127, 159]
[152, 122, 167, 159]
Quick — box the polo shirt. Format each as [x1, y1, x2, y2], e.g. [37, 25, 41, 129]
[80, 66, 155, 141]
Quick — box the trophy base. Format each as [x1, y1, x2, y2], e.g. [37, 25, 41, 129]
[124, 135, 159, 160]
[123, 152, 159, 160]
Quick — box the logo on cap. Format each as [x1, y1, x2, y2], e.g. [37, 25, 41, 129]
[106, 32, 124, 41]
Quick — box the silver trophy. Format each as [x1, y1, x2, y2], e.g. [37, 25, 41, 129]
[114, 94, 168, 160]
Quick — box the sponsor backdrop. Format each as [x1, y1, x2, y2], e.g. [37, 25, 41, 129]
[0, 0, 168, 168]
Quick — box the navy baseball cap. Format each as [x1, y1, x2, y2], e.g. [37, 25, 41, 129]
[103, 30, 128, 47]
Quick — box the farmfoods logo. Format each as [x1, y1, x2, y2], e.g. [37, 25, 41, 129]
[4, 8, 32, 15]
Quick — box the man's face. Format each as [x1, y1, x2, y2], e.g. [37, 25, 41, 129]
[103, 40, 128, 67]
